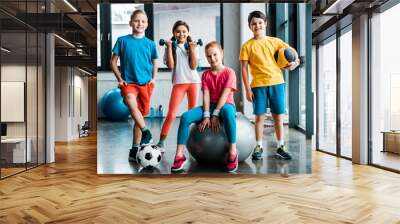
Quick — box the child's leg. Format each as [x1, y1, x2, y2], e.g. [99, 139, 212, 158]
[268, 83, 286, 147]
[124, 93, 146, 129]
[255, 114, 265, 146]
[251, 87, 268, 160]
[269, 83, 291, 159]
[220, 104, 238, 172]
[175, 106, 204, 157]
[272, 113, 284, 145]
[159, 84, 188, 143]
[220, 104, 237, 155]
[123, 93, 147, 146]
[186, 83, 199, 109]
[133, 123, 142, 145]
[252, 87, 268, 147]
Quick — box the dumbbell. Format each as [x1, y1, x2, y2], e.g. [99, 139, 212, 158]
[184, 39, 203, 49]
[159, 38, 203, 50]
[159, 38, 177, 49]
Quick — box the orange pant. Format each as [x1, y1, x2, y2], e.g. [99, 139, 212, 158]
[119, 82, 154, 115]
[160, 83, 199, 137]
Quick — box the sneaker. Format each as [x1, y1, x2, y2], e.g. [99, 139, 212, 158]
[252, 145, 263, 160]
[171, 155, 187, 172]
[226, 153, 238, 173]
[129, 146, 139, 162]
[275, 145, 292, 160]
[140, 129, 153, 145]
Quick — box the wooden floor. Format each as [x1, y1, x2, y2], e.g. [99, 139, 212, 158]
[1, 134, 400, 223]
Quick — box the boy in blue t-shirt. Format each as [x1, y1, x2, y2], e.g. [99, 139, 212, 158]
[111, 9, 159, 162]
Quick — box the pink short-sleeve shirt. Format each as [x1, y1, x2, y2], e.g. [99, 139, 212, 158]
[201, 67, 237, 105]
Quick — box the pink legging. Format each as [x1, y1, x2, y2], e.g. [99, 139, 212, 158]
[160, 83, 199, 137]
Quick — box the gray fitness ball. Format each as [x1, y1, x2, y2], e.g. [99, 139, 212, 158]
[187, 112, 256, 164]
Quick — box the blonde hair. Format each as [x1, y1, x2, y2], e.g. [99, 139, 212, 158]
[130, 9, 146, 20]
[205, 41, 223, 52]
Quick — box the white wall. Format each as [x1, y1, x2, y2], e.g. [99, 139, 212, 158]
[55, 66, 89, 141]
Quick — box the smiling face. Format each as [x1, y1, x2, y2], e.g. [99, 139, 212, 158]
[249, 17, 266, 38]
[174, 25, 189, 44]
[130, 12, 148, 35]
[205, 45, 223, 69]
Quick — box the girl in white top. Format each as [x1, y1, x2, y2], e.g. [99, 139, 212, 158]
[157, 20, 201, 149]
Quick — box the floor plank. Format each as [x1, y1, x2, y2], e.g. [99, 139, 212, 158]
[1, 134, 400, 223]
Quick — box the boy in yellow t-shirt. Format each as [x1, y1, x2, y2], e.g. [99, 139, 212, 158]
[240, 11, 300, 160]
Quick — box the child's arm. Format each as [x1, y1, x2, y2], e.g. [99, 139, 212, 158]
[213, 88, 232, 114]
[165, 41, 174, 69]
[210, 88, 232, 132]
[150, 59, 158, 84]
[240, 60, 253, 102]
[110, 54, 126, 86]
[188, 42, 198, 70]
[286, 47, 300, 71]
[198, 90, 211, 132]
[203, 90, 210, 114]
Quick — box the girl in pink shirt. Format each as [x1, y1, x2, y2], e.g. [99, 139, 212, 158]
[171, 41, 238, 173]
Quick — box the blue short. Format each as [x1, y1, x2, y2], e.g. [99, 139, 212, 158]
[252, 83, 286, 115]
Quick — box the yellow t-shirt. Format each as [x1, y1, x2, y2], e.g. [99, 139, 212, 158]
[240, 36, 289, 87]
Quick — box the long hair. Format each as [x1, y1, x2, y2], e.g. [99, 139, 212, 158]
[171, 20, 193, 68]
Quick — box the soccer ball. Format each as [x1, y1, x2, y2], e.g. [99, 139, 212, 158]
[136, 144, 162, 169]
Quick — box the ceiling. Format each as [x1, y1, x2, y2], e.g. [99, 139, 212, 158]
[311, 0, 391, 43]
[0, 0, 97, 73]
[1, 0, 396, 72]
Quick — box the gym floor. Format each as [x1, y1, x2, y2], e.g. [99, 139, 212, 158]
[97, 118, 311, 175]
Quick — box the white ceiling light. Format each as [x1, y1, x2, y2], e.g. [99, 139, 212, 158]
[54, 34, 75, 48]
[63, 0, 78, 12]
[1, 47, 11, 53]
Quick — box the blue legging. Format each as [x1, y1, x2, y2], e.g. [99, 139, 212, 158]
[177, 104, 236, 145]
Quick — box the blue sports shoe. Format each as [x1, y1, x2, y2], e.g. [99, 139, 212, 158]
[252, 145, 263, 160]
[129, 146, 139, 162]
[140, 129, 153, 145]
[275, 145, 292, 160]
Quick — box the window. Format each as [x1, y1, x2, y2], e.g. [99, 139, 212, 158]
[317, 36, 337, 154]
[298, 4, 307, 129]
[371, 3, 400, 171]
[339, 28, 352, 158]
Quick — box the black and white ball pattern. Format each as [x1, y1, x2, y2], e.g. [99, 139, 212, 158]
[136, 144, 162, 169]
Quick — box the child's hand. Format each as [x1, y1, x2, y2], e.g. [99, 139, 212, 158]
[198, 118, 210, 132]
[118, 80, 127, 88]
[210, 116, 220, 132]
[188, 41, 197, 51]
[165, 40, 173, 49]
[149, 79, 156, 85]
[287, 58, 300, 71]
[245, 89, 254, 102]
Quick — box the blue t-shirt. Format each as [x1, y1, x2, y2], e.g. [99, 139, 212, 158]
[112, 35, 158, 85]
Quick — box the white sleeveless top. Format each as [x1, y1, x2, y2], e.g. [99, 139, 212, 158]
[164, 43, 201, 85]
